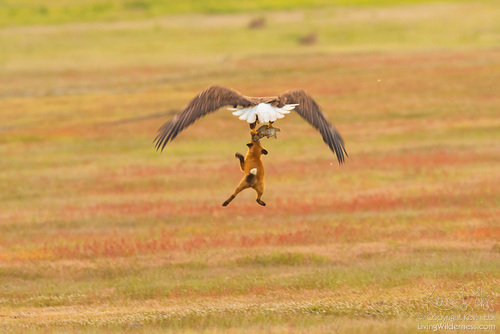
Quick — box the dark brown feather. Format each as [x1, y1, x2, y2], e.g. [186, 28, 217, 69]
[155, 86, 347, 164]
[154, 85, 253, 151]
[279, 89, 348, 164]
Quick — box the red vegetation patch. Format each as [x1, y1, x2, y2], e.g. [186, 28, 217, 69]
[8, 224, 368, 260]
[61, 200, 180, 219]
[116, 163, 235, 178]
[351, 150, 486, 170]
[265, 150, 490, 180]
[5, 204, 498, 261]
[225, 187, 496, 216]
[453, 227, 500, 241]
[60, 200, 228, 220]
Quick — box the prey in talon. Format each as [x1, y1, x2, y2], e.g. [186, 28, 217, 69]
[251, 125, 281, 142]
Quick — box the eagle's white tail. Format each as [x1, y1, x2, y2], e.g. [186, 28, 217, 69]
[229, 103, 299, 123]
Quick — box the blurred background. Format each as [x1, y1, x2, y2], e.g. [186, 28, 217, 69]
[0, 0, 499, 332]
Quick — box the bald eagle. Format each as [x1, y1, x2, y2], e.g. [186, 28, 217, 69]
[154, 85, 348, 164]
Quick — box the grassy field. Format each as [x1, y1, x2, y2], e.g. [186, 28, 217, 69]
[1, 0, 499, 333]
[0, 0, 476, 27]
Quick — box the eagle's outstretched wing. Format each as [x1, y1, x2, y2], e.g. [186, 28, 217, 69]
[279, 89, 348, 164]
[154, 85, 252, 151]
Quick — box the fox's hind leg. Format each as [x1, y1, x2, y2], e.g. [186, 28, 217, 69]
[222, 179, 250, 206]
[253, 182, 266, 206]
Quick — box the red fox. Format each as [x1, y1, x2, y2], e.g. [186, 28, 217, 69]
[222, 139, 268, 207]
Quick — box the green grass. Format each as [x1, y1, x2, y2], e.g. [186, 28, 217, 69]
[0, 0, 477, 27]
[2, 2, 499, 72]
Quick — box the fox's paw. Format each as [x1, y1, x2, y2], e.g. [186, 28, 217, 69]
[222, 195, 235, 207]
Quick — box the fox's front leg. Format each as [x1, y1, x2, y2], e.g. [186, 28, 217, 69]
[235, 153, 245, 171]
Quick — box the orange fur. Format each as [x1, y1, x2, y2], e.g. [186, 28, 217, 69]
[222, 138, 268, 207]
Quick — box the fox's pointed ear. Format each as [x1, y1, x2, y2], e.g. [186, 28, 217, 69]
[247, 143, 253, 148]
[261, 149, 268, 155]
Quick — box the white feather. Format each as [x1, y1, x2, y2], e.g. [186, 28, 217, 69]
[250, 168, 257, 175]
[248, 111, 257, 123]
[231, 109, 245, 116]
[282, 104, 299, 111]
[257, 104, 270, 123]
[228, 103, 298, 124]
[238, 112, 248, 121]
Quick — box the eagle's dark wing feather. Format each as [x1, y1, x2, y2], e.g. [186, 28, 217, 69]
[280, 89, 348, 164]
[154, 85, 252, 151]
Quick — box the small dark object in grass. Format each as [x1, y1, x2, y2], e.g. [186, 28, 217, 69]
[299, 33, 318, 45]
[248, 17, 266, 29]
